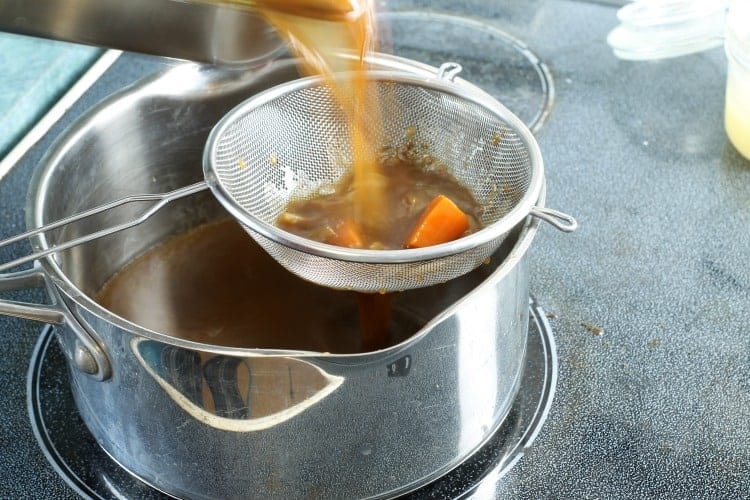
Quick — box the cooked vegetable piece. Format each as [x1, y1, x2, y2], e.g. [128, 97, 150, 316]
[276, 153, 484, 250]
[328, 218, 364, 248]
[405, 195, 469, 248]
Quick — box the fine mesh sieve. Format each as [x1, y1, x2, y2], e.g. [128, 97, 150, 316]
[203, 64, 575, 292]
[0, 63, 575, 290]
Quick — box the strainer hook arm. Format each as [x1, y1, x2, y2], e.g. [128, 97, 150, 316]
[530, 207, 578, 232]
[437, 62, 463, 82]
[0, 182, 208, 273]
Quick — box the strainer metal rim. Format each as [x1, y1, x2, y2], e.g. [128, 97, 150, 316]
[203, 69, 544, 264]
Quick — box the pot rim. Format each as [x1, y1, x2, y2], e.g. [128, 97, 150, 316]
[26, 53, 543, 358]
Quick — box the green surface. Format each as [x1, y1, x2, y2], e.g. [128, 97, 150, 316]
[0, 32, 101, 159]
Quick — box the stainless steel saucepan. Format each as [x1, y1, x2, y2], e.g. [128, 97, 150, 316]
[0, 55, 542, 498]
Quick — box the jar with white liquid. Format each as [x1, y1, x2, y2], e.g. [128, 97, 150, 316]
[724, 1, 750, 160]
[607, 0, 750, 160]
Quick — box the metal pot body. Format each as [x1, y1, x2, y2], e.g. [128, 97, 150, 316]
[7, 56, 539, 498]
[62, 265, 530, 499]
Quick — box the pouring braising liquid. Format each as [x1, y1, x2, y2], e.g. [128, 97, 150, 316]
[196, 0, 386, 228]
[192, 0, 483, 349]
[189, 0, 396, 347]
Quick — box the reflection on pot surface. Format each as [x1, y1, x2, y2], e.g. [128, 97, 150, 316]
[133, 339, 344, 431]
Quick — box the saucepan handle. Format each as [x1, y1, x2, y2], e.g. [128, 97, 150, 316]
[0, 265, 112, 380]
[0, 267, 65, 323]
[530, 207, 578, 233]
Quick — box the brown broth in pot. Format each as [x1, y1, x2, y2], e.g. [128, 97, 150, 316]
[95, 219, 425, 353]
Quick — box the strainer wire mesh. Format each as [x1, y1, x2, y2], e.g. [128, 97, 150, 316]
[204, 71, 542, 292]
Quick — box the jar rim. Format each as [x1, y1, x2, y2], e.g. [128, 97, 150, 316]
[726, 26, 750, 70]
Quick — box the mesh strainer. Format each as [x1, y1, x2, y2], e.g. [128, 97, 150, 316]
[0, 63, 575, 290]
[203, 63, 576, 292]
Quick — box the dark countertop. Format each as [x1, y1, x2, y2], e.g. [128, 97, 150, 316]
[1, 1, 748, 498]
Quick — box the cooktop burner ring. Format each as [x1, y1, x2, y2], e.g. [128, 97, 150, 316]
[378, 11, 555, 134]
[27, 297, 557, 499]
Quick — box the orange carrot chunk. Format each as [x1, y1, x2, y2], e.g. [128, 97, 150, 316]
[328, 218, 364, 248]
[405, 195, 469, 249]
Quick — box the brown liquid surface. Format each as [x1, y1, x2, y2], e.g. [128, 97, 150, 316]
[96, 219, 422, 353]
[277, 153, 484, 249]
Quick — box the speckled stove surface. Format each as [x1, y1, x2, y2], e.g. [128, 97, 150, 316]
[0, 1, 749, 498]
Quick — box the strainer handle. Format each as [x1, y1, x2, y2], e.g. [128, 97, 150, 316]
[530, 207, 578, 232]
[437, 62, 463, 82]
[0, 182, 208, 273]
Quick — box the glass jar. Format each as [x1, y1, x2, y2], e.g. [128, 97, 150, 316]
[724, 0, 750, 160]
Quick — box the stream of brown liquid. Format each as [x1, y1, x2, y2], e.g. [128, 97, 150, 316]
[256, 0, 394, 348]
[261, 0, 391, 348]
[189, 0, 391, 348]
[203, 0, 386, 228]
[264, 0, 388, 230]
